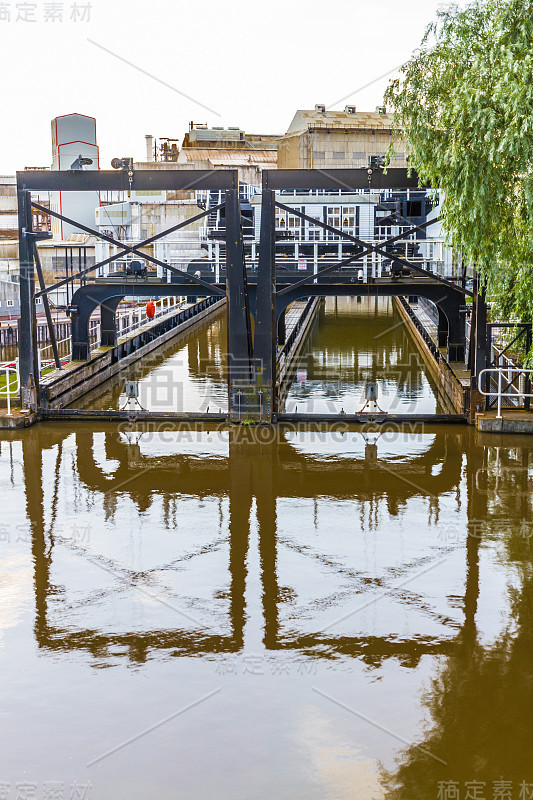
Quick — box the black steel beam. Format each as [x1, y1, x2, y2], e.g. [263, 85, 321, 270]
[37, 244, 131, 298]
[277, 200, 439, 250]
[17, 189, 38, 404]
[276, 220, 442, 297]
[263, 168, 423, 191]
[276, 413, 467, 424]
[42, 409, 229, 422]
[273, 281, 466, 321]
[274, 201, 468, 297]
[486, 323, 533, 329]
[254, 188, 277, 413]
[473, 283, 487, 383]
[33, 200, 223, 255]
[100, 297, 122, 347]
[225, 188, 253, 394]
[17, 169, 239, 192]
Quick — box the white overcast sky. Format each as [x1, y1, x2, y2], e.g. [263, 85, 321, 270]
[0, 0, 465, 173]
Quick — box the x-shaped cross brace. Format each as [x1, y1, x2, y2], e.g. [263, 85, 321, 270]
[274, 202, 471, 298]
[32, 200, 226, 298]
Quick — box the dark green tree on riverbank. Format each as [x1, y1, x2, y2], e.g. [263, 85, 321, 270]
[385, 0, 533, 323]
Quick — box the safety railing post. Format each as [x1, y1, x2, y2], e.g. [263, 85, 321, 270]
[5, 366, 10, 417]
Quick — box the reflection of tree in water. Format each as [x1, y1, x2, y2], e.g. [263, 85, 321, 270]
[381, 456, 533, 797]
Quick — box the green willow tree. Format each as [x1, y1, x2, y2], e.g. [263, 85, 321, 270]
[385, 0, 533, 323]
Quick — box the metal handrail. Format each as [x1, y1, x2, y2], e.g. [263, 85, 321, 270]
[0, 359, 19, 416]
[478, 368, 533, 419]
[37, 298, 185, 369]
[38, 320, 101, 368]
[117, 297, 184, 339]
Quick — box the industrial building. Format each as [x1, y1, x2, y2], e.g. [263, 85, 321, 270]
[1, 106, 452, 321]
[138, 123, 279, 188]
[277, 104, 407, 169]
[0, 176, 22, 317]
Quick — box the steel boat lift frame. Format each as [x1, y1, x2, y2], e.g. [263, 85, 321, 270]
[16, 168, 253, 414]
[16, 167, 485, 423]
[254, 168, 482, 421]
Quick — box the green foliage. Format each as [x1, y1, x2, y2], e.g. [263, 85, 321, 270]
[385, 0, 533, 322]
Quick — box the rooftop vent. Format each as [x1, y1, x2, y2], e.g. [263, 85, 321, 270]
[315, 104, 326, 113]
[344, 105, 356, 114]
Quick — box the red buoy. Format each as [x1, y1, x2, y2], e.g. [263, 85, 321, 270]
[146, 301, 156, 320]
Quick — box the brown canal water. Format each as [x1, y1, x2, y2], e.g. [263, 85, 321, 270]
[74, 311, 229, 413]
[74, 296, 445, 415]
[2, 298, 533, 799]
[284, 297, 445, 415]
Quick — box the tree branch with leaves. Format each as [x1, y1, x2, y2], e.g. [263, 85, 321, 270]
[385, 0, 533, 324]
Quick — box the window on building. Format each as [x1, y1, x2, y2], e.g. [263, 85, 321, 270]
[405, 200, 422, 217]
[276, 208, 302, 239]
[312, 151, 325, 161]
[333, 151, 345, 159]
[327, 207, 342, 239]
[305, 211, 322, 241]
[341, 207, 356, 233]
[7, 300, 14, 307]
[352, 152, 366, 160]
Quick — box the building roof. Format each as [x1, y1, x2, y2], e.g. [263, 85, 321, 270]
[286, 109, 394, 134]
[177, 149, 277, 167]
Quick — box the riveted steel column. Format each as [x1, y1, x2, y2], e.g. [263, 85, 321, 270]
[225, 188, 253, 419]
[17, 187, 38, 407]
[254, 187, 276, 418]
[445, 293, 466, 363]
[474, 287, 487, 380]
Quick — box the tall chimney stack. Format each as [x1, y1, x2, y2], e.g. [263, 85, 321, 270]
[145, 134, 154, 163]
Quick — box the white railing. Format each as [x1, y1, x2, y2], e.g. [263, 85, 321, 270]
[117, 297, 184, 339]
[36, 298, 184, 370]
[38, 321, 101, 371]
[0, 359, 19, 416]
[478, 368, 533, 419]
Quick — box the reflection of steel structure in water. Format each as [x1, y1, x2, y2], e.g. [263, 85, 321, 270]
[15, 426, 518, 665]
[281, 299, 431, 407]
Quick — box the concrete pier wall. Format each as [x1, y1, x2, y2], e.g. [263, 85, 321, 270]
[393, 295, 469, 416]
